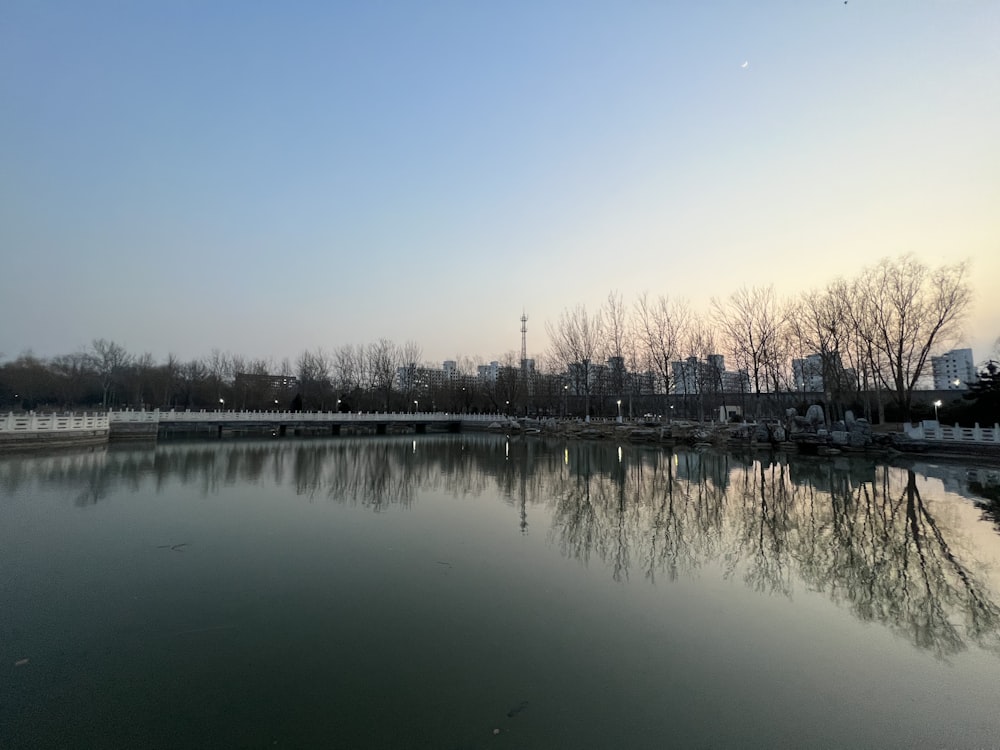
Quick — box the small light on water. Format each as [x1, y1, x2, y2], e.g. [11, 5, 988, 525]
[618, 446, 622, 463]
[412, 440, 416, 454]
[564, 447, 569, 466]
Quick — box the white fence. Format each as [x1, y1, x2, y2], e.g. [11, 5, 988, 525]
[904, 420, 1000, 444]
[0, 412, 110, 433]
[108, 409, 504, 425]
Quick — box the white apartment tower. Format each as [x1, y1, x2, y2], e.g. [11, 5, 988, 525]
[931, 348, 976, 390]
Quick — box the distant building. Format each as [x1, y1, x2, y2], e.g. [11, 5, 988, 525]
[234, 372, 298, 395]
[671, 355, 749, 395]
[233, 372, 299, 408]
[477, 361, 500, 383]
[720, 369, 750, 394]
[631, 370, 659, 395]
[397, 361, 473, 392]
[792, 354, 825, 392]
[931, 348, 976, 390]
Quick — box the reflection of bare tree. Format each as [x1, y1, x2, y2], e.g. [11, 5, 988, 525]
[541, 447, 1000, 657]
[2, 437, 999, 656]
[967, 479, 1000, 532]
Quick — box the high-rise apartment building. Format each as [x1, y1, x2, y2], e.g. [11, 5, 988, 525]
[931, 348, 976, 390]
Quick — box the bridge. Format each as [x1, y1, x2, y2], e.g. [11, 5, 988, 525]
[108, 408, 506, 438]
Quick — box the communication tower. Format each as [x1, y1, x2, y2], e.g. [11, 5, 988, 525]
[520, 311, 528, 369]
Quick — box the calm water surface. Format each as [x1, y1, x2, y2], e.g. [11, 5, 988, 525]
[2, 435, 1000, 749]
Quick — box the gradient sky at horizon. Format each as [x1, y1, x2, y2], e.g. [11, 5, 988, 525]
[2, 1, 998, 367]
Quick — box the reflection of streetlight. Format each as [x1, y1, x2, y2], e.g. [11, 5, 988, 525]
[933, 399, 942, 421]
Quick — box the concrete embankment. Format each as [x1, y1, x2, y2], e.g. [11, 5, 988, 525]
[0, 412, 112, 452]
[0, 428, 109, 452]
[107, 422, 158, 441]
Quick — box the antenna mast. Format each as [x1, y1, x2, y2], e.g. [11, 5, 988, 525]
[520, 311, 528, 368]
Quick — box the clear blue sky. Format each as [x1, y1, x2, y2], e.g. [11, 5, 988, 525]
[2, 1, 998, 366]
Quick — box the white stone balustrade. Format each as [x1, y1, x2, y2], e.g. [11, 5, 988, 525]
[903, 420, 1000, 443]
[108, 409, 502, 424]
[0, 412, 110, 433]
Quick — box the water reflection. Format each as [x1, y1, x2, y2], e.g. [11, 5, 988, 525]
[2, 436, 999, 656]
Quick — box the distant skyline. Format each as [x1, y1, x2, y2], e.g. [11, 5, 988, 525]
[2, 1, 998, 365]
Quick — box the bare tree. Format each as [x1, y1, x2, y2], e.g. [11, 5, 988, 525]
[681, 318, 717, 421]
[297, 348, 333, 410]
[604, 290, 629, 403]
[712, 286, 784, 416]
[127, 352, 156, 408]
[50, 352, 94, 408]
[89, 339, 132, 409]
[367, 338, 400, 410]
[635, 292, 689, 420]
[546, 305, 605, 420]
[333, 344, 362, 396]
[400, 340, 423, 370]
[395, 340, 424, 407]
[715, 287, 782, 392]
[157, 353, 182, 408]
[494, 351, 522, 413]
[851, 255, 971, 421]
[788, 282, 857, 418]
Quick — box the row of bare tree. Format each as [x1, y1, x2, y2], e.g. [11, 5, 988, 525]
[0, 254, 988, 420]
[546, 254, 979, 420]
[0, 338, 424, 413]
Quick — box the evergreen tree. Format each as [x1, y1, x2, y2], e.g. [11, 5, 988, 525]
[962, 360, 1000, 424]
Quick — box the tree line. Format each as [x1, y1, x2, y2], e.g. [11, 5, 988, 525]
[1, 254, 993, 421]
[546, 254, 983, 421]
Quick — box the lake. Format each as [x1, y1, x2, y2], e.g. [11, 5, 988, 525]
[2, 434, 1000, 749]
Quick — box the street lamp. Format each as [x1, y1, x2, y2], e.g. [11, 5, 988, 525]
[219, 398, 224, 411]
[933, 399, 942, 421]
[563, 384, 568, 418]
[505, 400, 510, 415]
[616, 399, 622, 423]
[414, 400, 418, 413]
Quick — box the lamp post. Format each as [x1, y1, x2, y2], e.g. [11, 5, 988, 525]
[616, 399, 622, 423]
[933, 399, 942, 422]
[505, 400, 510, 415]
[563, 385, 568, 418]
[414, 400, 419, 413]
[219, 398, 224, 412]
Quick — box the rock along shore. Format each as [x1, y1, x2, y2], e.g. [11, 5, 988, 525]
[485, 417, 1000, 463]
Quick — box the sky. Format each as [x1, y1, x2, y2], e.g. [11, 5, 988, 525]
[2, 0, 998, 368]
